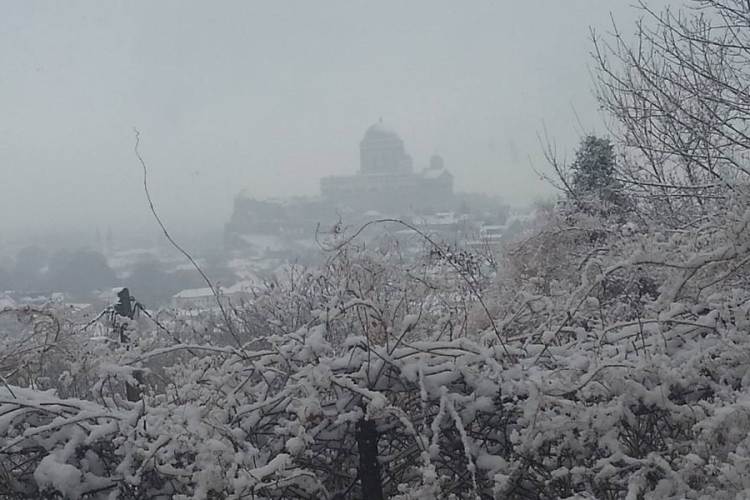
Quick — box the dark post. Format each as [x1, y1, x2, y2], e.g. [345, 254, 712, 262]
[356, 418, 384, 500]
[114, 288, 142, 402]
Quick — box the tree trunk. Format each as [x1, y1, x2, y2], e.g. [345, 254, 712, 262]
[356, 418, 384, 500]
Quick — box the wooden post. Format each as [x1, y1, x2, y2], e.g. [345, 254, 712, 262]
[114, 288, 142, 402]
[356, 418, 384, 500]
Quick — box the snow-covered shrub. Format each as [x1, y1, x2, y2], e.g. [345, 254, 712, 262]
[5, 195, 750, 499]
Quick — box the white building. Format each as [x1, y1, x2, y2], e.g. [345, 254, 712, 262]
[171, 279, 260, 310]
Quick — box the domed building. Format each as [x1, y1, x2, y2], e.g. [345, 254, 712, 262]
[225, 121, 456, 253]
[359, 121, 413, 174]
[321, 121, 453, 213]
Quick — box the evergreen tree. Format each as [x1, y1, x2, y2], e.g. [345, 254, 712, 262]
[569, 135, 630, 214]
[45, 250, 116, 297]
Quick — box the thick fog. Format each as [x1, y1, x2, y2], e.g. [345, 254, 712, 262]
[1, 0, 670, 241]
[19, 2, 750, 497]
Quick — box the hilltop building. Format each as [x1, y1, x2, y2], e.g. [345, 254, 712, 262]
[320, 121, 454, 213]
[226, 121, 456, 251]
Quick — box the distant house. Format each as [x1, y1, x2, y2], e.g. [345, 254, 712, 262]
[171, 279, 260, 310]
[479, 224, 505, 239]
[172, 287, 224, 310]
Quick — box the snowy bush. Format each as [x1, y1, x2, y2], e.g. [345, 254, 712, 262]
[5, 195, 750, 499]
[9, 1, 750, 497]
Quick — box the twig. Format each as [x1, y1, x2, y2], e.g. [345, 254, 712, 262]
[133, 128, 242, 348]
[326, 218, 511, 357]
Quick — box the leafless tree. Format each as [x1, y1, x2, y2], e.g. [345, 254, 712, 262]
[593, 0, 750, 225]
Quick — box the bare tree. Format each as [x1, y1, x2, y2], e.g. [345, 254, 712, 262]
[593, 0, 750, 225]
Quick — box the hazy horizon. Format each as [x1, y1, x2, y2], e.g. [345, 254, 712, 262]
[1, 0, 672, 238]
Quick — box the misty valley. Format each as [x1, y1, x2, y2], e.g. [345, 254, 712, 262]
[3, 1, 750, 499]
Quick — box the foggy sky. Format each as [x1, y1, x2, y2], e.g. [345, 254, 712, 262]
[0, 1, 673, 239]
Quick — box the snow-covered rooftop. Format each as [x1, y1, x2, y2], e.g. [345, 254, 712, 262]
[172, 287, 219, 299]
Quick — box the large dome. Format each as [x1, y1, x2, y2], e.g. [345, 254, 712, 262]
[359, 120, 411, 174]
[363, 121, 400, 142]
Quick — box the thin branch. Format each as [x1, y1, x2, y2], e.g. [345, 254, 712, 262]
[133, 128, 242, 348]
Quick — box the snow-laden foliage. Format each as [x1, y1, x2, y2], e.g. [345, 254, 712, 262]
[4, 188, 750, 499]
[9, 2, 750, 495]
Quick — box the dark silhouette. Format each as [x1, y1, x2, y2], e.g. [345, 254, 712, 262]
[45, 249, 116, 297]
